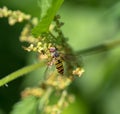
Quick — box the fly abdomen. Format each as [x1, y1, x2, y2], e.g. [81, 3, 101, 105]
[55, 59, 64, 75]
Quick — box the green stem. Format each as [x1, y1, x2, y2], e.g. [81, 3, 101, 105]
[77, 39, 120, 56]
[0, 61, 45, 87]
[38, 87, 53, 111]
[58, 90, 67, 107]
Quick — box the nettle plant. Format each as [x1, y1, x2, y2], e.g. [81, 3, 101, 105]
[0, 1, 84, 114]
[0, 0, 120, 114]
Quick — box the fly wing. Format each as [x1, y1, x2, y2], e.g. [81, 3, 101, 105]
[44, 59, 56, 79]
[60, 53, 83, 67]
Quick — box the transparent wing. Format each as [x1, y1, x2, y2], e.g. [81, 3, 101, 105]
[60, 53, 83, 67]
[44, 59, 56, 79]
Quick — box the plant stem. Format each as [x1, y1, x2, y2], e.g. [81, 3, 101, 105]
[77, 39, 120, 56]
[38, 87, 53, 111]
[0, 61, 45, 87]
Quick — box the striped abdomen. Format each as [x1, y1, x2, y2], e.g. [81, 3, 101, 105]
[55, 57, 64, 75]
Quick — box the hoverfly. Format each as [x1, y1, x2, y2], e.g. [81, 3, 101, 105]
[46, 46, 64, 75]
[39, 46, 83, 78]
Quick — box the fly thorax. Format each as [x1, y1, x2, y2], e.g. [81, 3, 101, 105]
[54, 52, 59, 57]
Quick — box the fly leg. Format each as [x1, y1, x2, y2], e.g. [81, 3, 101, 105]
[44, 57, 55, 79]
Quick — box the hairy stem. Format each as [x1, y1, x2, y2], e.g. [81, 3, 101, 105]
[0, 61, 45, 87]
[77, 39, 120, 56]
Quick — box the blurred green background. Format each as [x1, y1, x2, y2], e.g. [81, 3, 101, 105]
[1, 0, 120, 114]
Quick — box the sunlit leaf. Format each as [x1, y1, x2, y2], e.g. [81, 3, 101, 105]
[32, 0, 64, 37]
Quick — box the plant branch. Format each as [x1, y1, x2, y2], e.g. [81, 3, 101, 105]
[76, 39, 120, 56]
[0, 61, 46, 87]
[38, 87, 53, 111]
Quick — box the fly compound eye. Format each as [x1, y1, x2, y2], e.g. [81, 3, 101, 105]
[49, 47, 56, 52]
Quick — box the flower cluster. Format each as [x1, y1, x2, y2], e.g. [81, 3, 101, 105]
[72, 67, 84, 77]
[0, 6, 31, 25]
[44, 71, 72, 90]
[21, 87, 45, 98]
[19, 24, 39, 43]
[44, 91, 75, 114]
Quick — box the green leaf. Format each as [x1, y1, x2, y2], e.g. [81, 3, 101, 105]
[32, 0, 64, 37]
[10, 96, 38, 114]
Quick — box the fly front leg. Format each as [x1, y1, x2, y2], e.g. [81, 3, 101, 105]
[47, 57, 55, 66]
